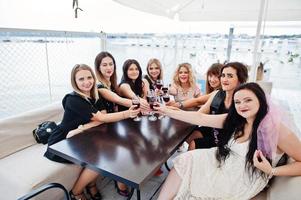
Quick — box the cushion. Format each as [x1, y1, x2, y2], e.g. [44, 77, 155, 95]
[267, 174, 301, 200]
[0, 102, 63, 159]
[0, 144, 82, 200]
[251, 190, 267, 200]
[256, 81, 273, 95]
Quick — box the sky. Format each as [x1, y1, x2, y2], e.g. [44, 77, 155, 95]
[1, 0, 301, 35]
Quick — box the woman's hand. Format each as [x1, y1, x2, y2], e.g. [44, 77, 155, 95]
[66, 128, 82, 138]
[155, 88, 163, 96]
[128, 105, 141, 118]
[253, 150, 273, 175]
[165, 99, 176, 107]
[139, 98, 150, 111]
[153, 103, 168, 115]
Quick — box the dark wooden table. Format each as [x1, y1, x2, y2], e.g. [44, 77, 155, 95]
[49, 116, 193, 200]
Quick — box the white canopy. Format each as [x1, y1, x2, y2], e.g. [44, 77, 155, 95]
[113, 0, 301, 81]
[112, 0, 301, 21]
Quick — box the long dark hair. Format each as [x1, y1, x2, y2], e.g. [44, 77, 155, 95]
[221, 62, 249, 84]
[120, 59, 144, 97]
[216, 82, 269, 177]
[94, 51, 117, 91]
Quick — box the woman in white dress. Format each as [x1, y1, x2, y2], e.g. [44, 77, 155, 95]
[155, 82, 301, 200]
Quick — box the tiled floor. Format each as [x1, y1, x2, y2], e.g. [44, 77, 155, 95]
[97, 152, 177, 200]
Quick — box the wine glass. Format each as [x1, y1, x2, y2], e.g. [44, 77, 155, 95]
[146, 90, 157, 121]
[155, 80, 163, 102]
[158, 93, 170, 120]
[162, 85, 169, 94]
[155, 79, 163, 90]
[132, 96, 141, 121]
[163, 93, 170, 103]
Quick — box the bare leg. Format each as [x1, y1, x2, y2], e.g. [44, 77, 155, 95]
[71, 168, 99, 195]
[187, 130, 204, 151]
[185, 130, 203, 144]
[188, 140, 196, 150]
[87, 180, 99, 196]
[117, 182, 127, 191]
[157, 168, 182, 200]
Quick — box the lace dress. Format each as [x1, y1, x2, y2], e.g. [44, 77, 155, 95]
[173, 138, 280, 200]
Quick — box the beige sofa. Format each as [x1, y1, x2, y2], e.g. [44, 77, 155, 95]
[0, 103, 82, 200]
[252, 158, 301, 200]
[0, 102, 300, 200]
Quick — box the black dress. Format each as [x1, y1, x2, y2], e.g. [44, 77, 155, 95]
[118, 80, 144, 111]
[144, 75, 155, 90]
[194, 90, 229, 149]
[97, 82, 116, 113]
[44, 91, 106, 163]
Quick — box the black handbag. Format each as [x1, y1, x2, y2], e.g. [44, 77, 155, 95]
[33, 121, 58, 144]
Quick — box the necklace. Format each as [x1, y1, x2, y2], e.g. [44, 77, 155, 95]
[180, 87, 190, 96]
[101, 79, 111, 90]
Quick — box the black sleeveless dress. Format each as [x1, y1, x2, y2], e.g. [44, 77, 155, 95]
[194, 90, 229, 149]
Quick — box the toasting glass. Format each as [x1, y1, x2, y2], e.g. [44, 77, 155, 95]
[162, 85, 169, 94]
[146, 90, 157, 121]
[155, 79, 163, 90]
[157, 92, 170, 120]
[132, 96, 141, 121]
[155, 80, 164, 103]
[163, 93, 170, 103]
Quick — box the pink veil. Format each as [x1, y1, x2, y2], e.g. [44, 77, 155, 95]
[257, 95, 299, 161]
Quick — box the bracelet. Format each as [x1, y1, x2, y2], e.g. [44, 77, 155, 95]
[78, 125, 84, 131]
[268, 167, 276, 178]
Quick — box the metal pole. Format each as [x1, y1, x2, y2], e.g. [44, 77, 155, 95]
[174, 35, 178, 68]
[226, 26, 234, 62]
[250, 0, 267, 81]
[100, 31, 107, 51]
[44, 36, 52, 102]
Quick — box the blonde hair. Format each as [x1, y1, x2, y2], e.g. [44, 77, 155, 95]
[71, 64, 99, 100]
[146, 58, 163, 80]
[173, 63, 196, 88]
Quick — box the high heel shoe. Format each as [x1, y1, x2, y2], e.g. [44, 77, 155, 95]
[113, 181, 130, 197]
[69, 190, 87, 200]
[86, 184, 102, 200]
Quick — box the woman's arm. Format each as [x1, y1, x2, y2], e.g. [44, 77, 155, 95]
[197, 90, 218, 113]
[119, 83, 149, 110]
[273, 124, 301, 176]
[143, 78, 150, 91]
[194, 85, 202, 98]
[98, 88, 132, 107]
[172, 93, 211, 109]
[155, 104, 226, 128]
[254, 123, 301, 176]
[168, 84, 177, 96]
[92, 105, 140, 123]
[66, 121, 103, 138]
[142, 79, 149, 99]
[119, 83, 137, 99]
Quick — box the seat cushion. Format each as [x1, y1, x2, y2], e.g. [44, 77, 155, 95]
[0, 102, 63, 159]
[0, 144, 82, 200]
[267, 176, 301, 200]
[251, 190, 267, 200]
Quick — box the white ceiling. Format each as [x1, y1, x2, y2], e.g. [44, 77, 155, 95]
[113, 0, 301, 21]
